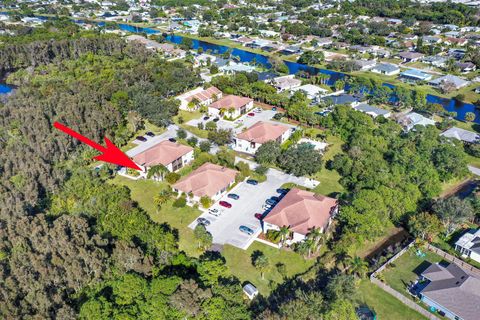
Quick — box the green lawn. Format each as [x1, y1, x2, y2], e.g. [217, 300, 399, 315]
[222, 242, 316, 295]
[357, 280, 428, 320]
[311, 134, 345, 196]
[110, 176, 202, 256]
[381, 247, 443, 295]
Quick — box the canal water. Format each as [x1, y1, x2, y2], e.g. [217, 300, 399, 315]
[1, 14, 479, 123]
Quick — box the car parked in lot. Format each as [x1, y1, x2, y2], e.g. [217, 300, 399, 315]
[247, 112, 255, 117]
[197, 217, 211, 226]
[219, 201, 232, 208]
[239, 225, 254, 235]
[213, 118, 220, 122]
[254, 213, 263, 220]
[203, 116, 210, 121]
[276, 188, 288, 194]
[145, 131, 155, 137]
[262, 204, 272, 211]
[246, 179, 258, 185]
[270, 196, 280, 202]
[254, 108, 262, 113]
[227, 193, 240, 200]
[136, 136, 147, 142]
[265, 198, 278, 206]
[208, 208, 220, 217]
[168, 138, 177, 143]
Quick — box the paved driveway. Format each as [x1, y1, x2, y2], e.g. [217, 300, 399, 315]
[188, 167, 319, 250]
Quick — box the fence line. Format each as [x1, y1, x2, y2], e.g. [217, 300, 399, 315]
[425, 243, 480, 277]
[371, 278, 441, 320]
[369, 241, 441, 320]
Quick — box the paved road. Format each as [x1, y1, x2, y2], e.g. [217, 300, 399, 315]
[189, 166, 320, 250]
[126, 124, 219, 157]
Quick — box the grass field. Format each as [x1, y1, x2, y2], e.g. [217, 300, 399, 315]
[357, 280, 428, 320]
[110, 175, 201, 256]
[381, 247, 443, 295]
[223, 242, 316, 295]
[311, 134, 345, 196]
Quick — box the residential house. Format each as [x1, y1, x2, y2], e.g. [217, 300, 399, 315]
[419, 262, 480, 320]
[208, 95, 253, 118]
[429, 75, 470, 90]
[290, 84, 328, 102]
[235, 36, 254, 46]
[399, 69, 433, 83]
[422, 36, 442, 45]
[350, 45, 369, 54]
[441, 127, 480, 144]
[131, 140, 194, 178]
[456, 62, 476, 73]
[271, 75, 302, 92]
[354, 103, 391, 118]
[397, 112, 435, 131]
[176, 86, 222, 111]
[315, 37, 333, 47]
[263, 188, 338, 245]
[371, 63, 400, 76]
[354, 60, 377, 71]
[320, 93, 363, 107]
[398, 51, 425, 63]
[234, 121, 292, 154]
[172, 162, 238, 203]
[423, 56, 448, 68]
[444, 37, 468, 46]
[455, 229, 480, 263]
[220, 61, 256, 74]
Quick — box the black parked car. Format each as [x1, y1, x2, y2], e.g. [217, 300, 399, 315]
[136, 136, 147, 142]
[168, 138, 177, 143]
[203, 116, 210, 121]
[246, 179, 258, 185]
[145, 131, 155, 137]
[213, 118, 220, 122]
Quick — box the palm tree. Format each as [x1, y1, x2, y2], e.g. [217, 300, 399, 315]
[278, 226, 291, 247]
[334, 80, 345, 92]
[147, 164, 169, 181]
[345, 256, 369, 278]
[306, 227, 325, 253]
[153, 190, 172, 213]
[253, 254, 270, 279]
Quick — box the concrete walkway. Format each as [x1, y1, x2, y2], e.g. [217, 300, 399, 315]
[468, 165, 480, 176]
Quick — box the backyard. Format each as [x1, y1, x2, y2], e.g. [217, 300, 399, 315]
[356, 280, 428, 320]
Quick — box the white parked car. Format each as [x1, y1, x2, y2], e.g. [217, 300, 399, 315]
[208, 208, 221, 217]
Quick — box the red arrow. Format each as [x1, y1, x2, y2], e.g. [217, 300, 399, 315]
[54, 121, 141, 170]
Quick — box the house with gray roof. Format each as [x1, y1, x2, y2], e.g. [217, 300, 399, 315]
[420, 262, 480, 320]
[354, 103, 391, 118]
[371, 63, 400, 76]
[397, 112, 435, 131]
[455, 229, 480, 263]
[441, 127, 480, 144]
[429, 75, 470, 90]
[399, 69, 433, 83]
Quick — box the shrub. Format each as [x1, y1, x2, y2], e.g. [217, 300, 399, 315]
[187, 136, 198, 147]
[254, 165, 269, 175]
[177, 128, 187, 139]
[265, 230, 281, 243]
[200, 196, 212, 208]
[197, 122, 204, 130]
[165, 172, 181, 184]
[173, 197, 187, 208]
[199, 140, 211, 152]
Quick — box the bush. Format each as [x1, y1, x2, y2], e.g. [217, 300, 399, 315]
[273, 113, 284, 120]
[200, 196, 212, 208]
[165, 172, 181, 184]
[197, 122, 204, 130]
[187, 136, 198, 147]
[177, 128, 187, 139]
[254, 165, 269, 175]
[265, 230, 281, 243]
[173, 197, 187, 208]
[199, 140, 211, 152]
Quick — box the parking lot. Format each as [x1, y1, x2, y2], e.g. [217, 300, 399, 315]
[186, 108, 277, 134]
[188, 167, 319, 250]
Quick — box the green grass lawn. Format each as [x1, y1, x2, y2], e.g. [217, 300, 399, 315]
[109, 175, 202, 256]
[222, 242, 316, 295]
[311, 134, 345, 196]
[357, 280, 428, 320]
[381, 247, 443, 295]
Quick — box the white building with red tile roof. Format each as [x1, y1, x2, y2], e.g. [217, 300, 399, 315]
[172, 162, 238, 202]
[132, 140, 194, 179]
[234, 121, 292, 154]
[176, 86, 223, 111]
[263, 188, 338, 245]
[208, 95, 254, 118]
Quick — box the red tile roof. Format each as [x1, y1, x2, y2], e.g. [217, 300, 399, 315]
[209, 95, 253, 110]
[186, 86, 222, 103]
[173, 162, 238, 198]
[263, 188, 337, 235]
[132, 140, 193, 167]
[236, 121, 290, 144]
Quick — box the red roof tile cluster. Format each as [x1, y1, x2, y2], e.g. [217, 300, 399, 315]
[209, 95, 253, 110]
[132, 141, 193, 167]
[236, 121, 290, 144]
